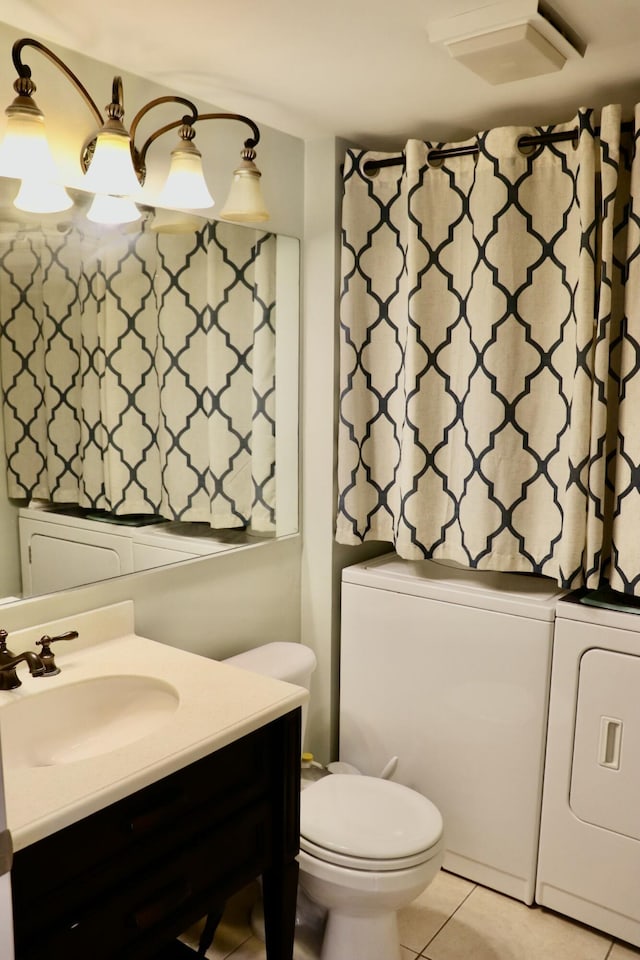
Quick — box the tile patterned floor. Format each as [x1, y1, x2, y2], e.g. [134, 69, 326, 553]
[181, 871, 640, 960]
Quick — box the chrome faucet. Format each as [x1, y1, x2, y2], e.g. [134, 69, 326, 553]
[0, 631, 45, 690]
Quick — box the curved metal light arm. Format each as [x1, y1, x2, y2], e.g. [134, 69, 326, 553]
[11, 37, 104, 126]
[196, 113, 260, 151]
[137, 111, 262, 171]
[130, 95, 199, 151]
[129, 95, 199, 182]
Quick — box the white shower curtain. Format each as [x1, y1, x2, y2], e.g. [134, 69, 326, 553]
[337, 105, 640, 592]
[588, 105, 640, 593]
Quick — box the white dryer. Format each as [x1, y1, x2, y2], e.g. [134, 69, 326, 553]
[339, 553, 565, 905]
[536, 592, 640, 947]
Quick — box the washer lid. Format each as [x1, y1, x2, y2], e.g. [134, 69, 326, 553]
[342, 553, 564, 620]
[300, 775, 443, 860]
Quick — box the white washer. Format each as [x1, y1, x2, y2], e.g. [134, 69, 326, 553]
[536, 592, 640, 947]
[339, 553, 565, 904]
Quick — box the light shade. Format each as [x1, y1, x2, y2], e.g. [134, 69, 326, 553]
[155, 139, 214, 210]
[0, 100, 73, 213]
[14, 179, 73, 214]
[220, 153, 269, 223]
[86, 193, 141, 225]
[0, 108, 61, 180]
[150, 207, 207, 233]
[82, 129, 141, 197]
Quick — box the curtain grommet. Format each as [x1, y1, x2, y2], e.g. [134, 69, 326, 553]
[517, 136, 537, 157]
[426, 150, 445, 169]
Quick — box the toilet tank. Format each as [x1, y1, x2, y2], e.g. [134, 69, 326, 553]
[224, 642, 316, 749]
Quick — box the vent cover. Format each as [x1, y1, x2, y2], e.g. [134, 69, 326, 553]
[428, 1, 585, 84]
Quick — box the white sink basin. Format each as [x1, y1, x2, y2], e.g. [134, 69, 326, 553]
[1, 675, 179, 769]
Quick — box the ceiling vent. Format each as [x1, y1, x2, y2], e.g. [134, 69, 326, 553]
[427, 1, 585, 85]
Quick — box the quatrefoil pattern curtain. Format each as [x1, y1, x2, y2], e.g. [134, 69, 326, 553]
[0, 219, 276, 532]
[337, 105, 640, 593]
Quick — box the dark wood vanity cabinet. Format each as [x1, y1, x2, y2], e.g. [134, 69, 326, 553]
[11, 709, 301, 960]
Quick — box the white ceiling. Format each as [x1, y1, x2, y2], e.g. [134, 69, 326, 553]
[2, 0, 640, 148]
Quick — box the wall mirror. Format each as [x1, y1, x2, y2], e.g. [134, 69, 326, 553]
[0, 176, 299, 599]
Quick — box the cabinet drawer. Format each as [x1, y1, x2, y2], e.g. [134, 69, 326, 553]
[16, 803, 270, 960]
[13, 722, 272, 902]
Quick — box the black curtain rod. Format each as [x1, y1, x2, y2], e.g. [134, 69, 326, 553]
[362, 121, 635, 175]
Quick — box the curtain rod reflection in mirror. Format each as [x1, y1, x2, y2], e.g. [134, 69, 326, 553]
[0, 37, 269, 225]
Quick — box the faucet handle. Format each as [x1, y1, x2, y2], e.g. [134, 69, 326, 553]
[36, 630, 79, 676]
[0, 630, 14, 660]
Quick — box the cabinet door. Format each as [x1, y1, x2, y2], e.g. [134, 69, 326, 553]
[16, 805, 270, 960]
[12, 713, 301, 960]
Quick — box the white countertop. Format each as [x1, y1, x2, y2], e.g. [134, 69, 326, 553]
[0, 631, 307, 851]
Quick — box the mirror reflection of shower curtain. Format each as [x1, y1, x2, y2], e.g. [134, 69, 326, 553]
[337, 105, 640, 592]
[0, 219, 276, 533]
[155, 223, 276, 532]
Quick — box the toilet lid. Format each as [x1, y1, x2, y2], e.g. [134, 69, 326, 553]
[300, 774, 443, 861]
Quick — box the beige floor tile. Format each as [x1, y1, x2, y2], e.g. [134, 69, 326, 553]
[180, 881, 260, 959]
[398, 869, 476, 953]
[610, 944, 640, 959]
[423, 885, 612, 960]
[225, 936, 267, 959]
[401, 948, 421, 960]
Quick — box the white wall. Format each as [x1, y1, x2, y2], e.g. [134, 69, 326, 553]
[300, 138, 389, 763]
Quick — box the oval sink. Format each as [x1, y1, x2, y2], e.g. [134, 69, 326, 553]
[1, 675, 179, 768]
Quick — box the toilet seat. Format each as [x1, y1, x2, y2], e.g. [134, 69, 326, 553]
[300, 834, 443, 871]
[300, 774, 443, 871]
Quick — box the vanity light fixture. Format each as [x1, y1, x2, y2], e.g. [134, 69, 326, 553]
[0, 37, 269, 224]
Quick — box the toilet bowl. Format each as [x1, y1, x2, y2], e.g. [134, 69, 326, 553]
[299, 773, 443, 960]
[224, 642, 444, 960]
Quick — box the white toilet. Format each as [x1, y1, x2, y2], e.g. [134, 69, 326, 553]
[225, 642, 444, 960]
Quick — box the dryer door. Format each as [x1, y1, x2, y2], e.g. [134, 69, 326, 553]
[570, 648, 640, 841]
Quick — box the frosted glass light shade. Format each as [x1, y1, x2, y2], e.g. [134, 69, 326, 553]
[83, 130, 141, 197]
[14, 179, 73, 214]
[150, 208, 206, 233]
[0, 106, 72, 213]
[0, 110, 61, 181]
[220, 158, 269, 223]
[87, 193, 141, 225]
[155, 141, 214, 210]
